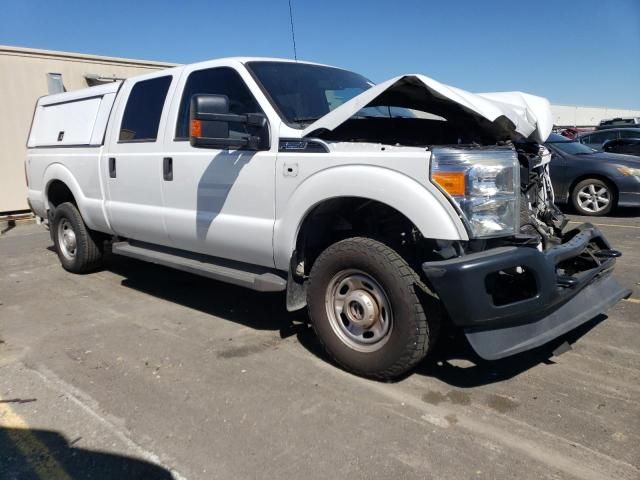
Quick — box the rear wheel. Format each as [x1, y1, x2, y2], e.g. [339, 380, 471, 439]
[307, 237, 439, 380]
[52, 202, 104, 273]
[571, 178, 615, 216]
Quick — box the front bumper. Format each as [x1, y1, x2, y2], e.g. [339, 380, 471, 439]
[617, 175, 640, 207]
[618, 191, 640, 208]
[423, 224, 631, 360]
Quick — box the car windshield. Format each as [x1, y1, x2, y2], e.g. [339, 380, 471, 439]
[547, 134, 595, 155]
[247, 61, 375, 127]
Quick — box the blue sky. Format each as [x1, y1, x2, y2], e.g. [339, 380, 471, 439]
[2, 0, 639, 108]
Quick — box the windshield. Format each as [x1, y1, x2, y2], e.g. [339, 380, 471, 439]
[247, 61, 374, 127]
[547, 134, 595, 155]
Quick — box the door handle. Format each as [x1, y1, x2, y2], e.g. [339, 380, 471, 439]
[163, 157, 173, 181]
[108, 157, 116, 178]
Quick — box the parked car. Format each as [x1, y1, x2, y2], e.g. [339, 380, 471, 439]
[602, 137, 640, 156]
[560, 127, 580, 139]
[578, 127, 640, 150]
[597, 117, 640, 129]
[546, 133, 640, 215]
[25, 57, 630, 379]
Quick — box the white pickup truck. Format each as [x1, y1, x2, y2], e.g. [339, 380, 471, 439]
[25, 57, 630, 379]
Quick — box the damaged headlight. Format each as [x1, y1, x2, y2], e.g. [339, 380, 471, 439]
[430, 147, 519, 238]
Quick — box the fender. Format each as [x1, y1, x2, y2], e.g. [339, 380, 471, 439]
[42, 163, 112, 233]
[273, 165, 468, 270]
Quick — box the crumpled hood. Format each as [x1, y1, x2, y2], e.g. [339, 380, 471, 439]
[301, 74, 553, 144]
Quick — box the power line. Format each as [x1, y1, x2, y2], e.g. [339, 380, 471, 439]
[288, 0, 298, 61]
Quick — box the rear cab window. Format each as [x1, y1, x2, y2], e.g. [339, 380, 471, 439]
[119, 76, 172, 142]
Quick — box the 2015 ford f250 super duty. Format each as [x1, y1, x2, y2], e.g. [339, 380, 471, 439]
[25, 57, 631, 380]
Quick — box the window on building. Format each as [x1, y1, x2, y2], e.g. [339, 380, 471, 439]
[119, 76, 172, 142]
[47, 73, 65, 94]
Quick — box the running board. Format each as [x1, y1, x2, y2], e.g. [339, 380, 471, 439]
[111, 241, 287, 292]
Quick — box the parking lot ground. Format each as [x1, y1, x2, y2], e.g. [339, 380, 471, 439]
[1, 212, 639, 480]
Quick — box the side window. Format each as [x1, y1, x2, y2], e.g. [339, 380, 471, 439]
[119, 76, 172, 142]
[175, 67, 264, 141]
[591, 130, 618, 144]
[620, 130, 640, 139]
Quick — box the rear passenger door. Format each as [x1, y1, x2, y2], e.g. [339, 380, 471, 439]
[103, 74, 175, 245]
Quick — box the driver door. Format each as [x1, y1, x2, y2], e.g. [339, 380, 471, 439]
[160, 65, 276, 268]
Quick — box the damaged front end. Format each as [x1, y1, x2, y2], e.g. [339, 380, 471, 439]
[300, 73, 630, 360]
[423, 143, 629, 360]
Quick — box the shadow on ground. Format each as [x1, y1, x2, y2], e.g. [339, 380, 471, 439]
[0, 426, 174, 479]
[411, 314, 607, 388]
[104, 254, 607, 388]
[107, 254, 307, 337]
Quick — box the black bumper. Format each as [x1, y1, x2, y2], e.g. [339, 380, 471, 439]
[422, 224, 631, 360]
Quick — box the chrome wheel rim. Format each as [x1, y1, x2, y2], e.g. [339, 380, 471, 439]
[577, 183, 610, 213]
[325, 269, 393, 352]
[57, 218, 77, 260]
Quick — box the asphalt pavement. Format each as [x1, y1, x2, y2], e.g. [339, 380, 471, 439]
[1, 210, 639, 480]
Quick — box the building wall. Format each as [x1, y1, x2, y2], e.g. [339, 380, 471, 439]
[0, 45, 176, 214]
[551, 104, 640, 128]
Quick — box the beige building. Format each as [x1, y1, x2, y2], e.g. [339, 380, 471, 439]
[0, 45, 176, 215]
[551, 104, 640, 128]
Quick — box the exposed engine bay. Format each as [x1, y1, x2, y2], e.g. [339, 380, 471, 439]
[515, 142, 567, 249]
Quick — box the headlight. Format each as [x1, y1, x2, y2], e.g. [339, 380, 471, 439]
[431, 147, 519, 238]
[617, 166, 640, 177]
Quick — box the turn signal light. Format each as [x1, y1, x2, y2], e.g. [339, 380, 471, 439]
[432, 171, 465, 196]
[190, 119, 202, 138]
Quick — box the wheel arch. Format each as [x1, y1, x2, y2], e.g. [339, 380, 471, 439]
[43, 164, 84, 209]
[274, 165, 467, 272]
[42, 163, 103, 231]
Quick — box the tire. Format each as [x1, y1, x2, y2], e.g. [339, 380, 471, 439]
[52, 202, 104, 273]
[571, 178, 615, 216]
[307, 237, 439, 380]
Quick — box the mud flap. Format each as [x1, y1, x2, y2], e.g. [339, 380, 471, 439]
[465, 275, 631, 360]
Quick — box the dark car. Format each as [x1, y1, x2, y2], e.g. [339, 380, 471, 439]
[577, 127, 640, 151]
[596, 117, 640, 129]
[603, 137, 640, 156]
[546, 133, 640, 216]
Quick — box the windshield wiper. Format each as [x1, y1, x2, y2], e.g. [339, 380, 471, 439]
[292, 116, 320, 124]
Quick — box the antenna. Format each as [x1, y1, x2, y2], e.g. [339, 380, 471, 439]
[288, 0, 298, 61]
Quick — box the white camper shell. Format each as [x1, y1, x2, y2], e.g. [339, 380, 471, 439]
[27, 82, 120, 148]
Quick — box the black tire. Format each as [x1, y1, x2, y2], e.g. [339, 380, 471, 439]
[307, 237, 439, 380]
[571, 178, 615, 216]
[52, 202, 104, 273]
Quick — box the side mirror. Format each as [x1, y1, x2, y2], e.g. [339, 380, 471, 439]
[189, 94, 267, 150]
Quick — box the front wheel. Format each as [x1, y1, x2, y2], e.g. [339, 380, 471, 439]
[571, 178, 615, 216]
[307, 237, 439, 380]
